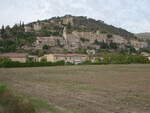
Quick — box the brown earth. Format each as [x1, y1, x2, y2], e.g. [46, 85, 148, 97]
[0, 64, 150, 113]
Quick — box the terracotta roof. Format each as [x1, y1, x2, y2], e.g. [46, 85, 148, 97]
[53, 54, 87, 57]
[0, 53, 27, 58]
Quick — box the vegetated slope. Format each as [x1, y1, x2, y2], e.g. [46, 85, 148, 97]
[71, 16, 135, 38]
[26, 15, 135, 39]
[136, 32, 150, 40]
[0, 15, 148, 54]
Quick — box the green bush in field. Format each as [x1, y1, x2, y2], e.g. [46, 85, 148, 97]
[0, 84, 7, 94]
[0, 84, 36, 113]
[0, 57, 11, 64]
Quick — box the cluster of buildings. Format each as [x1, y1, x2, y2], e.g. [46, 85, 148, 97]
[0, 52, 150, 64]
[39, 54, 87, 64]
[0, 53, 88, 64]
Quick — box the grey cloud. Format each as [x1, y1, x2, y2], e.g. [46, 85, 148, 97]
[0, 0, 150, 33]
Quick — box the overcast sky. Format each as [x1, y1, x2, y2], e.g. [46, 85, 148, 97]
[0, 0, 150, 33]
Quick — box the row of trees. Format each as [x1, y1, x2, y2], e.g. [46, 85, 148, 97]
[93, 54, 149, 64]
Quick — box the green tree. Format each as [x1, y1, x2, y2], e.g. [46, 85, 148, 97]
[40, 58, 47, 63]
[107, 34, 113, 38]
[109, 42, 118, 49]
[94, 39, 100, 45]
[1, 25, 5, 38]
[43, 45, 50, 50]
[0, 57, 11, 64]
[100, 42, 109, 49]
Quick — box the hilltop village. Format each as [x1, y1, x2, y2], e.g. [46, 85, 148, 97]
[0, 15, 150, 64]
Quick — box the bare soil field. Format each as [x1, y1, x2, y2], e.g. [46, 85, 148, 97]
[0, 64, 150, 113]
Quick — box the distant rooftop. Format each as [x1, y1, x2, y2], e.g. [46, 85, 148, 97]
[47, 54, 87, 57]
[0, 53, 27, 58]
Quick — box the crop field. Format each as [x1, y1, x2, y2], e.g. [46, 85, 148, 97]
[0, 64, 150, 113]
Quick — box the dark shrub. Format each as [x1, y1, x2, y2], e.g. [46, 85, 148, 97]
[0, 84, 36, 113]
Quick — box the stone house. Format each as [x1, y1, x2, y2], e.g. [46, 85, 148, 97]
[141, 52, 150, 60]
[33, 23, 41, 31]
[24, 26, 32, 32]
[27, 55, 39, 62]
[0, 53, 28, 63]
[39, 54, 88, 64]
[62, 15, 74, 25]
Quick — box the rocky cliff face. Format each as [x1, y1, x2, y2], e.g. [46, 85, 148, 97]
[33, 30, 148, 53]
